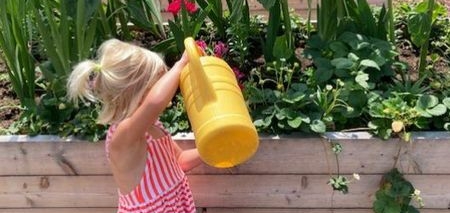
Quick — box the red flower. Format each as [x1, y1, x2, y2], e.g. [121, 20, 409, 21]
[167, 0, 197, 16]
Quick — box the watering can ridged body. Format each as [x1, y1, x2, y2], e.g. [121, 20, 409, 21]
[180, 37, 259, 168]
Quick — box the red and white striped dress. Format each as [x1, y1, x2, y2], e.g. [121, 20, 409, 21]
[105, 121, 196, 213]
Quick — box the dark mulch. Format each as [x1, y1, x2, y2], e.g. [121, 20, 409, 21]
[0, 58, 21, 131]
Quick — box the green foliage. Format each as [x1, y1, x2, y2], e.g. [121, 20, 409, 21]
[225, 0, 254, 68]
[0, 1, 37, 110]
[258, 0, 295, 62]
[125, 0, 166, 39]
[368, 92, 447, 140]
[405, 0, 446, 77]
[328, 175, 350, 194]
[373, 168, 423, 213]
[196, 0, 227, 39]
[246, 61, 313, 133]
[26, 0, 106, 139]
[305, 31, 397, 88]
[103, 0, 131, 40]
[160, 94, 190, 134]
[316, 0, 388, 43]
[168, 1, 208, 52]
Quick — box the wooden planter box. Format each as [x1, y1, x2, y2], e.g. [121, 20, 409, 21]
[0, 132, 449, 213]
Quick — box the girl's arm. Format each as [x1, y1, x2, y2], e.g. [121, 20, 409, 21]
[173, 142, 203, 172]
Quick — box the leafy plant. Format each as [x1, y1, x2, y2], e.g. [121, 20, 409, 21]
[245, 60, 312, 133]
[368, 93, 447, 140]
[316, 0, 388, 43]
[406, 0, 446, 77]
[28, 0, 107, 138]
[258, 0, 295, 62]
[327, 142, 360, 194]
[103, 0, 132, 40]
[196, 0, 228, 39]
[304, 31, 397, 88]
[225, 0, 255, 68]
[0, 0, 37, 110]
[373, 168, 423, 213]
[443, 97, 450, 130]
[125, 0, 166, 39]
[160, 94, 190, 134]
[168, 0, 208, 52]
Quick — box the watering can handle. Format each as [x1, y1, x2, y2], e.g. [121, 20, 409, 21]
[184, 37, 217, 104]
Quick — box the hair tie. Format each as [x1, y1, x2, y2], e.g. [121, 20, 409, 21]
[94, 63, 102, 73]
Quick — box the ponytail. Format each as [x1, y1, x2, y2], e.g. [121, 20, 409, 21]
[67, 60, 99, 104]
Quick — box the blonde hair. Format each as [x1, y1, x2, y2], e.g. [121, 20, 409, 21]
[67, 39, 167, 124]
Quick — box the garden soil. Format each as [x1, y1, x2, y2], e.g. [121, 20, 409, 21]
[0, 57, 20, 130]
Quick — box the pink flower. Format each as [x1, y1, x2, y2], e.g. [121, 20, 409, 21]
[167, 0, 197, 16]
[232, 67, 245, 81]
[213, 41, 228, 58]
[195, 40, 207, 51]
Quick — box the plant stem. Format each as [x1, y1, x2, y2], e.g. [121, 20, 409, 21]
[387, 0, 396, 44]
[306, 0, 312, 35]
[181, 0, 190, 37]
[418, 0, 435, 78]
[280, 0, 292, 49]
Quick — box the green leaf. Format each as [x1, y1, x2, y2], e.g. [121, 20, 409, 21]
[263, 0, 280, 62]
[314, 57, 333, 69]
[407, 12, 430, 47]
[443, 98, 450, 109]
[287, 117, 302, 128]
[348, 52, 360, 62]
[417, 95, 439, 109]
[273, 35, 293, 59]
[331, 58, 354, 69]
[315, 67, 334, 83]
[355, 72, 370, 89]
[256, 0, 277, 10]
[426, 104, 447, 116]
[168, 20, 185, 51]
[310, 119, 326, 133]
[360, 59, 380, 71]
[329, 41, 348, 57]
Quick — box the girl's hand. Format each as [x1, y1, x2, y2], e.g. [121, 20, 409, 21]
[178, 51, 189, 66]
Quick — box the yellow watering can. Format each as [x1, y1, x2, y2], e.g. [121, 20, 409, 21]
[179, 37, 259, 168]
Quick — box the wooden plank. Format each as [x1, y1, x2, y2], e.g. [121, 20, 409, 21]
[0, 175, 449, 209]
[190, 175, 450, 208]
[0, 176, 117, 208]
[0, 208, 204, 213]
[0, 208, 115, 213]
[1, 209, 447, 213]
[2, 138, 450, 176]
[0, 141, 111, 175]
[207, 209, 450, 213]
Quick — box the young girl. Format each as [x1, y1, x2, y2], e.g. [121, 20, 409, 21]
[67, 39, 203, 213]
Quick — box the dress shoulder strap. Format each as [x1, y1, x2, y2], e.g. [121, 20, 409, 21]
[154, 120, 170, 135]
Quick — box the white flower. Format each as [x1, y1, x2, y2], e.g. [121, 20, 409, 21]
[353, 173, 360, 181]
[413, 189, 421, 196]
